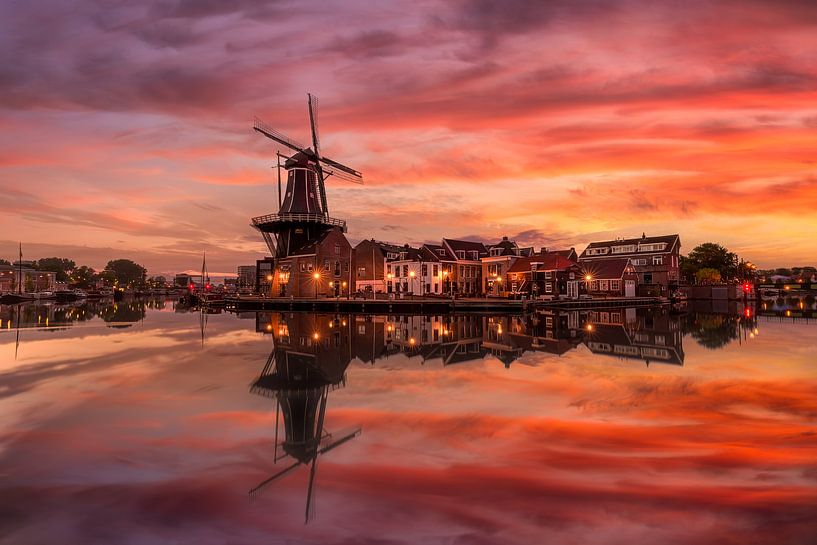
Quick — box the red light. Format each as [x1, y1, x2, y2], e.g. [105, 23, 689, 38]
[743, 283, 751, 293]
[189, 283, 195, 290]
[205, 283, 211, 291]
[744, 308, 752, 318]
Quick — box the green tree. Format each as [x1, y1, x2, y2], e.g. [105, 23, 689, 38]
[695, 268, 722, 284]
[34, 257, 76, 282]
[685, 243, 738, 281]
[104, 259, 147, 288]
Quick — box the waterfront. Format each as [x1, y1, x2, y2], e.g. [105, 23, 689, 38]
[1, 300, 816, 544]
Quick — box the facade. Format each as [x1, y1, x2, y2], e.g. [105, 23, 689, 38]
[237, 265, 257, 291]
[353, 239, 403, 293]
[443, 238, 488, 296]
[266, 227, 353, 298]
[506, 254, 585, 298]
[1, 263, 57, 293]
[423, 243, 457, 295]
[578, 234, 680, 295]
[580, 258, 638, 297]
[482, 236, 526, 297]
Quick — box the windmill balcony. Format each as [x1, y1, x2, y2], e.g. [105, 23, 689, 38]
[251, 213, 347, 232]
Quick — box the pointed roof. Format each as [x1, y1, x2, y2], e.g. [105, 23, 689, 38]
[580, 258, 632, 279]
[423, 243, 456, 261]
[443, 238, 488, 259]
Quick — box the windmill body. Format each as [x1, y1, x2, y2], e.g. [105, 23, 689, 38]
[251, 95, 362, 297]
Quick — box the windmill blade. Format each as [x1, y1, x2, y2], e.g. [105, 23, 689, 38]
[319, 427, 361, 455]
[320, 156, 363, 180]
[249, 460, 302, 500]
[253, 117, 310, 155]
[308, 93, 321, 158]
[321, 165, 364, 185]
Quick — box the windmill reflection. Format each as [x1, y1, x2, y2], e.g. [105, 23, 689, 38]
[250, 313, 361, 523]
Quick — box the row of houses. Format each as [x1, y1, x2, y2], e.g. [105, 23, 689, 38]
[251, 229, 681, 299]
[0, 262, 58, 293]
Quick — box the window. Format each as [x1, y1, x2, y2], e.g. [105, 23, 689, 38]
[300, 262, 307, 272]
[334, 243, 341, 255]
[386, 264, 391, 275]
[456, 250, 466, 259]
[425, 283, 430, 293]
[586, 247, 609, 256]
[433, 264, 439, 277]
[600, 280, 609, 291]
[434, 283, 439, 293]
[644, 273, 653, 284]
[469, 250, 479, 260]
[652, 255, 663, 265]
[357, 267, 366, 277]
[402, 265, 408, 277]
[324, 259, 330, 271]
[633, 258, 647, 266]
[638, 243, 667, 252]
[610, 279, 621, 291]
[422, 264, 427, 276]
[438, 249, 446, 257]
[490, 248, 502, 256]
[591, 280, 599, 291]
[545, 283, 552, 293]
[545, 271, 552, 279]
[611, 244, 637, 254]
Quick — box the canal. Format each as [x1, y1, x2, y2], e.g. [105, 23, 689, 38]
[0, 299, 815, 544]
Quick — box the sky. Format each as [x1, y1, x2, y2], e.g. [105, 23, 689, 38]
[1, 0, 816, 277]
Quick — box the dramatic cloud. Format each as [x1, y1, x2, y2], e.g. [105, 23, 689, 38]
[1, 0, 816, 272]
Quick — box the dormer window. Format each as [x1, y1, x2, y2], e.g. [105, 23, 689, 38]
[456, 250, 466, 259]
[469, 250, 479, 260]
[490, 248, 502, 257]
[437, 249, 446, 257]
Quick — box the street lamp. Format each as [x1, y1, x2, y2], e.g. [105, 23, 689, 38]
[342, 281, 348, 299]
[313, 272, 320, 299]
[409, 270, 416, 297]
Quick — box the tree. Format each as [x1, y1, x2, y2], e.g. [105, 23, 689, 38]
[0, 258, 10, 266]
[695, 268, 722, 284]
[104, 259, 147, 288]
[685, 243, 738, 281]
[71, 265, 97, 288]
[34, 257, 76, 282]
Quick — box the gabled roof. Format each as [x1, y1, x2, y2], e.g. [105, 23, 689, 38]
[487, 237, 518, 256]
[507, 257, 533, 273]
[423, 243, 457, 261]
[390, 246, 424, 262]
[580, 258, 632, 279]
[419, 246, 441, 262]
[580, 234, 680, 259]
[541, 248, 578, 261]
[443, 238, 488, 259]
[541, 254, 579, 271]
[354, 239, 404, 254]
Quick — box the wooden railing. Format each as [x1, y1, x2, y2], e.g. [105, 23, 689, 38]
[251, 213, 347, 231]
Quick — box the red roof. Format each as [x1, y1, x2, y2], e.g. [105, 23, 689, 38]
[580, 258, 631, 280]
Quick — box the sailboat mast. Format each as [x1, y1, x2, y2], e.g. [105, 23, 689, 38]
[18, 242, 22, 294]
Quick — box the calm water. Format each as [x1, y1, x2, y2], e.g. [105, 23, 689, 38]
[1, 299, 816, 545]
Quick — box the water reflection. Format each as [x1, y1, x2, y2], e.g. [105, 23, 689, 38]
[249, 314, 361, 523]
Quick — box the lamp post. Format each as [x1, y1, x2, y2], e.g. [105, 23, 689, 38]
[387, 273, 393, 296]
[342, 281, 348, 299]
[443, 270, 450, 298]
[313, 272, 320, 299]
[409, 270, 416, 298]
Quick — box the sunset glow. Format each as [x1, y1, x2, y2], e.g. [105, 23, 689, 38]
[2, 1, 816, 274]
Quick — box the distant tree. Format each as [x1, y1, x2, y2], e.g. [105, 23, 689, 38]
[0, 258, 10, 266]
[97, 269, 117, 287]
[147, 275, 167, 288]
[71, 265, 97, 288]
[774, 268, 792, 277]
[685, 243, 738, 280]
[34, 257, 76, 282]
[104, 259, 147, 288]
[695, 268, 722, 284]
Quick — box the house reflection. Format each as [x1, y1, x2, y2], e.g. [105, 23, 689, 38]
[250, 313, 361, 523]
[583, 307, 685, 366]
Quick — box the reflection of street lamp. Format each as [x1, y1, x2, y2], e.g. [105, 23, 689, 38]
[313, 272, 320, 299]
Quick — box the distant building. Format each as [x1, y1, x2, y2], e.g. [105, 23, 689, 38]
[442, 238, 488, 296]
[579, 233, 680, 294]
[1, 262, 56, 292]
[237, 265, 257, 291]
[481, 236, 535, 297]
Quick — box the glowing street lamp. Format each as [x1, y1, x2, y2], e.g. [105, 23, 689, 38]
[313, 271, 321, 299]
[409, 270, 416, 295]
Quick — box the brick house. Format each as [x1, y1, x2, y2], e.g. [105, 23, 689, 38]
[352, 239, 403, 293]
[481, 236, 533, 297]
[506, 254, 586, 298]
[267, 227, 353, 297]
[443, 238, 488, 296]
[578, 234, 680, 295]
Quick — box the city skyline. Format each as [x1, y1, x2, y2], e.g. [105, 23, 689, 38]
[2, 0, 816, 276]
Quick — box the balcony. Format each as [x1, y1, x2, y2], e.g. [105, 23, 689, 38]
[251, 213, 347, 232]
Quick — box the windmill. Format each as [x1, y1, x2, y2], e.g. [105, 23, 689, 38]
[249, 313, 360, 523]
[251, 94, 363, 260]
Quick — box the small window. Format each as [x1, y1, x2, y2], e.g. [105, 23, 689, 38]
[335, 243, 341, 255]
[653, 256, 663, 265]
[324, 259, 330, 271]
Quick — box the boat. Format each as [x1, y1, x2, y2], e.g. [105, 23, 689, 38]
[54, 289, 79, 302]
[35, 291, 57, 300]
[1, 243, 37, 304]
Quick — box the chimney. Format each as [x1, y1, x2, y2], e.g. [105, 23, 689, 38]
[642, 232, 646, 239]
[502, 236, 509, 241]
